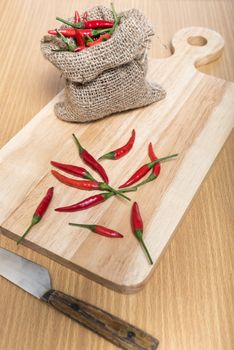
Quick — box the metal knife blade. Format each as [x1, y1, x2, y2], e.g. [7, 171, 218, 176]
[0, 247, 51, 298]
[0, 247, 159, 349]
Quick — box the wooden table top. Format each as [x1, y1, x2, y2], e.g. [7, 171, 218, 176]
[0, 1, 233, 349]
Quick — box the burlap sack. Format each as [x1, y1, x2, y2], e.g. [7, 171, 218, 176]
[41, 6, 166, 122]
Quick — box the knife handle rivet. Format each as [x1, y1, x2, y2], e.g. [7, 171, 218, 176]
[70, 303, 81, 312]
[127, 331, 136, 339]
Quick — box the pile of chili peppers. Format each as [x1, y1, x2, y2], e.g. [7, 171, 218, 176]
[47, 3, 120, 52]
[17, 127, 178, 265]
[51, 131, 177, 264]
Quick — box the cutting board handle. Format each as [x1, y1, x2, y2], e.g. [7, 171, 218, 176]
[171, 26, 224, 67]
[42, 289, 159, 349]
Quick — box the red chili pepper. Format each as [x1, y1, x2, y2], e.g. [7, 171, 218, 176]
[55, 192, 114, 212]
[52, 170, 100, 190]
[98, 129, 135, 160]
[86, 33, 111, 47]
[74, 10, 85, 50]
[82, 11, 88, 21]
[51, 160, 96, 181]
[118, 153, 178, 189]
[69, 223, 123, 238]
[75, 30, 85, 48]
[134, 143, 161, 188]
[74, 10, 80, 23]
[17, 187, 54, 245]
[50, 161, 94, 180]
[51, 170, 131, 201]
[48, 28, 109, 38]
[56, 17, 114, 29]
[72, 134, 109, 184]
[131, 202, 153, 265]
[49, 29, 76, 37]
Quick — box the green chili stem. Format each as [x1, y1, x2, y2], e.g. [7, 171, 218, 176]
[136, 174, 157, 188]
[148, 154, 178, 169]
[85, 173, 97, 182]
[72, 133, 84, 153]
[93, 28, 113, 35]
[98, 152, 114, 161]
[69, 223, 96, 231]
[119, 186, 138, 193]
[139, 239, 153, 265]
[111, 2, 118, 23]
[109, 3, 121, 35]
[101, 183, 131, 201]
[17, 223, 35, 245]
[86, 34, 94, 42]
[56, 17, 82, 28]
[107, 185, 131, 201]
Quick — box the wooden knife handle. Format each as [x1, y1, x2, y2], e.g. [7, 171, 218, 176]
[42, 289, 159, 350]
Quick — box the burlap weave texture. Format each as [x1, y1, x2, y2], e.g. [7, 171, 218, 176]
[41, 6, 166, 122]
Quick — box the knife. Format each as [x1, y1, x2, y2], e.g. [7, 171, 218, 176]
[0, 247, 159, 350]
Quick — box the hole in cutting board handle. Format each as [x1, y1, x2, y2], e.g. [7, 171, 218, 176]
[187, 36, 208, 46]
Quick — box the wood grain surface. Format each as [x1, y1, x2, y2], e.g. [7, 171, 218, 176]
[0, 24, 233, 292]
[0, 0, 233, 349]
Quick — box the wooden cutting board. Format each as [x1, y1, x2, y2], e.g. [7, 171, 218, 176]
[0, 27, 233, 293]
